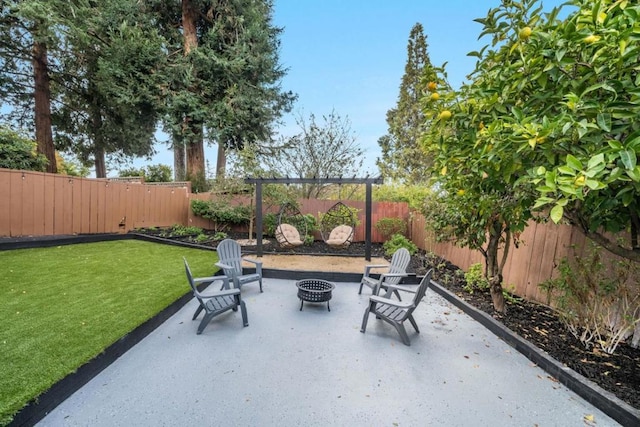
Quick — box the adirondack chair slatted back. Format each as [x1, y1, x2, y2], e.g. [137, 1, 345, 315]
[217, 239, 242, 276]
[387, 248, 411, 285]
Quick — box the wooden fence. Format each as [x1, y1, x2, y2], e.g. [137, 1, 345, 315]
[410, 211, 629, 304]
[0, 169, 190, 236]
[4, 168, 629, 307]
[187, 193, 410, 243]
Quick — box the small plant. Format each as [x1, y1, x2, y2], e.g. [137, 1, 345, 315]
[303, 234, 315, 246]
[170, 224, 203, 236]
[375, 217, 407, 239]
[382, 233, 418, 257]
[213, 231, 228, 241]
[463, 263, 489, 294]
[194, 233, 210, 243]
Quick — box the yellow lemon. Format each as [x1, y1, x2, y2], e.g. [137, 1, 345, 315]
[430, 92, 440, 101]
[427, 81, 437, 92]
[456, 189, 465, 196]
[438, 110, 452, 120]
[519, 26, 532, 40]
[584, 34, 600, 44]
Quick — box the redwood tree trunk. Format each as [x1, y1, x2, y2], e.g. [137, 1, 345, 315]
[94, 146, 106, 178]
[174, 142, 186, 181]
[486, 220, 506, 313]
[32, 40, 57, 173]
[216, 142, 226, 178]
[182, 0, 206, 190]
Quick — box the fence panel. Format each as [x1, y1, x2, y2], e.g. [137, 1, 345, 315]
[0, 169, 190, 237]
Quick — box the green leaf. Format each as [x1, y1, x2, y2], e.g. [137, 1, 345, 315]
[587, 153, 605, 170]
[566, 154, 582, 171]
[620, 149, 637, 170]
[626, 166, 640, 182]
[596, 113, 611, 132]
[536, 186, 555, 193]
[585, 179, 601, 190]
[550, 205, 564, 223]
[558, 166, 576, 175]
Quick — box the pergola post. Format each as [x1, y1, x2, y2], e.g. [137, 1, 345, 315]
[365, 182, 373, 261]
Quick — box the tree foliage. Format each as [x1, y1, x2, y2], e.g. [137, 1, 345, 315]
[0, 127, 47, 171]
[151, 0, 296, 187]
[265, 110, 364, 199]
[378, 23, 437, 184]
[422, 0, 640, 313]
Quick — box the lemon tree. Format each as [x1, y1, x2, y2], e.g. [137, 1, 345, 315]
[423, 0, 640, 315]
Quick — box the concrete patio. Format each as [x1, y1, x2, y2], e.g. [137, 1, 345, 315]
[37, 278, 620, 426]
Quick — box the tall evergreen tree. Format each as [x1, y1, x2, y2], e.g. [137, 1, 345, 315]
[152, 0, 295, 189]
[1, 1, 166, 177]
[53, 0, 166, 177]
[0, 0, 65, 173]
[377, 23, 436, 184]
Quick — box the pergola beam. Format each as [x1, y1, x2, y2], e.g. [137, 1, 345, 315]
[244, 176, 382, 260]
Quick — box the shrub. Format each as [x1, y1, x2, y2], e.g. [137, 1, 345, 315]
[190, 199, 250, 232]
[382, 233, 417, 257]
[463, 263, 489, 294]
[540, 243, 640, 354]
[262, 213, 278, 236]
[375, 217, 407, 239]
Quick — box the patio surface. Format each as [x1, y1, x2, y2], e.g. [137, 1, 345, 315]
[37, 278, 620, 426]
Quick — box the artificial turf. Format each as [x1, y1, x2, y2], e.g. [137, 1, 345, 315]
[0, 240, 217, 425]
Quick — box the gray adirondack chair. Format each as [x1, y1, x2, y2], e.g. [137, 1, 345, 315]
[215, 239, 263, 292]
[358, 247, 410, 297]
[360, 269, 432, 346]
[183, 258, 248, 334]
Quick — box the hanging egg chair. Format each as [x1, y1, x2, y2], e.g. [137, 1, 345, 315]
[320, 201, 356, 248]
[275, 202, 307, 248]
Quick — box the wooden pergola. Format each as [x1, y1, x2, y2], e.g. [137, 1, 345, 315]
[244, 176, 383, 260]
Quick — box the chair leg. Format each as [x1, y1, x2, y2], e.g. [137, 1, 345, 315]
[408, 314, 420, 333]
[392, 321, 411, 346]
[259, 278, 263, 293]
[192, 304, 204, 320]
[360, 303, 373, 333]
[197, 312, 214, 334]
[358, 281, 364, 294]
[239, 300, 249, 327]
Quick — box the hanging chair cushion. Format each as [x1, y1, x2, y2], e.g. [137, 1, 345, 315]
[275, 224, 304, 248]
[326, 225, 353, 248]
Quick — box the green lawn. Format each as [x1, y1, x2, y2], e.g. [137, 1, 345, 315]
[0, 240, 217, 425]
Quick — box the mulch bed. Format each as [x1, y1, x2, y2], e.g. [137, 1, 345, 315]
[133, 228, 640, 410]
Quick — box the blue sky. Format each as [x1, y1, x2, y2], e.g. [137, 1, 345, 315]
[133, 0, 565, 178]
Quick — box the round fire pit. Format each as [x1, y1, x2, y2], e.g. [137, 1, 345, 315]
[296, 279, 335, 312]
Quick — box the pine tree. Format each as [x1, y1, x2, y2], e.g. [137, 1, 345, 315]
[377, 23, 436, 184]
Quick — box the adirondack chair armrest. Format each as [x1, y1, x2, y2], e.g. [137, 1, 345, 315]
[369, 294, 412, 309]
[194, 275, 231, 290]
[381, 283, 420, 298]
[380, 272, 409, 280]
[242, 257, 263, 272]
[215, 261, 236, 274]
[193, 275, 223, 285]
[364, 264, 389, 276]
[201, 288, 240, 298]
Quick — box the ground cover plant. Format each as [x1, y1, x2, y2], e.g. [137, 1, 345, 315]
[0, 240, 217, 425]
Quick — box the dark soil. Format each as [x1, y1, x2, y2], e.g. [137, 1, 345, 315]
[134, 228, 640, 410]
